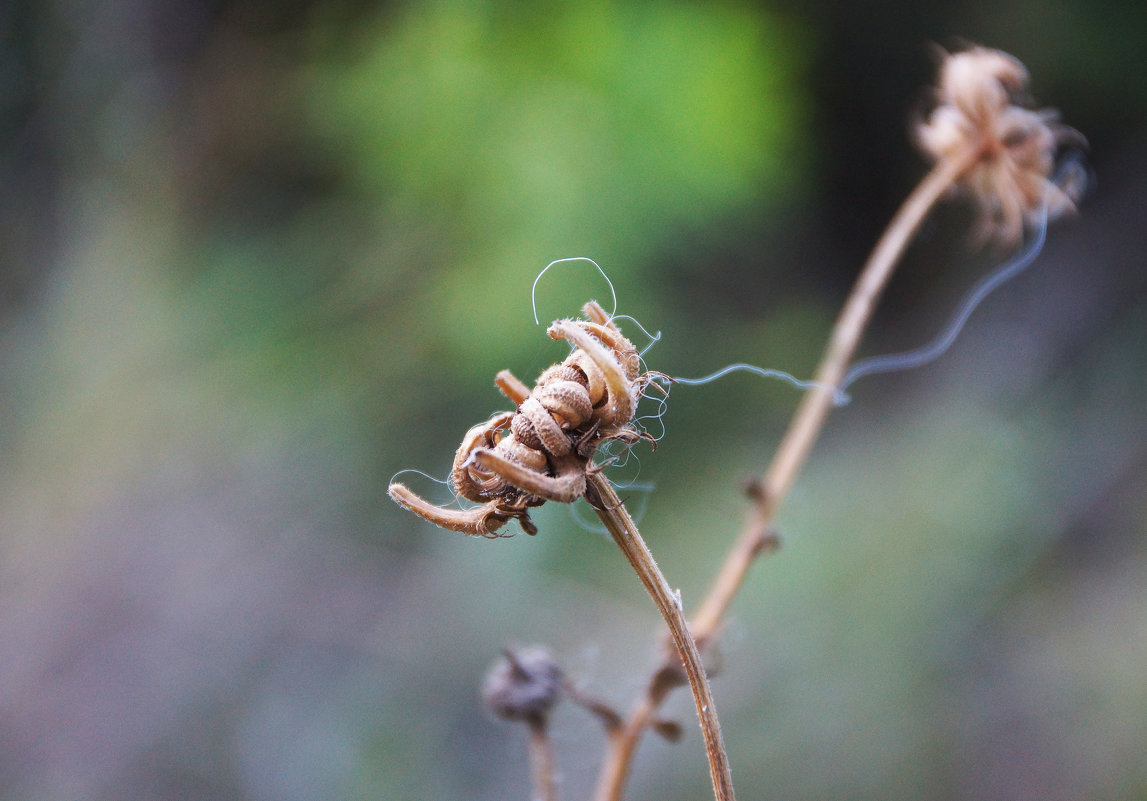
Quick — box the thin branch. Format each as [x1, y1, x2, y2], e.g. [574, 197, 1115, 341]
[587, 473, 735, 801]
[593, 695, 657, 801]
[691, 145, 979, 644]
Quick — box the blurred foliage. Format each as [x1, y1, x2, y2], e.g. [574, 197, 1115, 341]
[302, 0, 809, 393]
[0, 1, 1145, 800]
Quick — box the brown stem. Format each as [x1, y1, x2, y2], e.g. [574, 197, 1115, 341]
[593, 695, 657, 801]
[527, 719, 557, 801]
[587, 473, 735, 801]
[691, 147, 978, 643]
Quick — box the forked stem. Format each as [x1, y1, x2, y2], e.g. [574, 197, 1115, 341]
[587, 473, 735, 801]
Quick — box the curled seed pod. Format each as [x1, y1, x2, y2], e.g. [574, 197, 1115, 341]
[517, 395, 575, 457]
[491, 435, 549, 476]
[535, 380, 594, 429]
[564, 352, 607, 408]
[535, 363, 586, 391]
[389, 300, 653, 536]
[449, 412, 516, 502]
[482, 647, 564, 725]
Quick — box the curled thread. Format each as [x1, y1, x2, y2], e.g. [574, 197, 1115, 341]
[532, 257, 618, 325]
[666, 363, 834, 394]
[837, 155, 1086, 401]
[665, 155, 1087, 407]
[662, 201, 1049, 407]
[836, 197, 1053, 403]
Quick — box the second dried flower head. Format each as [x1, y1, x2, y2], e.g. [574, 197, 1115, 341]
[916, 46, 1085, 245]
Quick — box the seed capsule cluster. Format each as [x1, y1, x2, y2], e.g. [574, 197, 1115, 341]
[389, 301, 651, 536]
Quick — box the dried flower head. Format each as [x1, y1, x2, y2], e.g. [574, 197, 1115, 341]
[388, 301, 653, 537]
[916, 45, 1084, 244]
[482, 647, 564, 725]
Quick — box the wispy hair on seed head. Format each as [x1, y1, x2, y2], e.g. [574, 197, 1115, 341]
[570, 480, 657, 536]
[389, 467, 452, 488]
[611, 314, 663, 356]
[1050, 150, 1093, 212]
[660, 364, 845, 404]
[662, 154, 1088, 408]
[666, 364, 835, 394]
[634, 387, 671, 443]
[532, 257, 618, 325]
[388, 468, 466, 506]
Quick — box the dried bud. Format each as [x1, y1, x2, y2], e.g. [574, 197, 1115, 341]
[916, 46, 1084, 245]
[652, 718, 684, 743]
[482, 647, 564, 725]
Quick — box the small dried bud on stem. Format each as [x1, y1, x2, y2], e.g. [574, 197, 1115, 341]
[482, 647, 564, 726]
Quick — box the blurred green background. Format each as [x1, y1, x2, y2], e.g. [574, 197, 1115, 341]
[1, 1, 1145, 799]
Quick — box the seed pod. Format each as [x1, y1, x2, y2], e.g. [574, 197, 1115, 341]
[481, 647, 564, 725]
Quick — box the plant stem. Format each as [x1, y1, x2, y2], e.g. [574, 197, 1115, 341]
[588, 473, 735, 801]
[691, 147, 978, 643]
[527, 720, 556, 801]
[593, 695, 655, 801]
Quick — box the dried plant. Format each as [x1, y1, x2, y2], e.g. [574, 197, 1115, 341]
[389, 300, 654, 537]
[389, 300, 735, 798]
[388, 44, 1083, 801]
[482, 648, 565, 801]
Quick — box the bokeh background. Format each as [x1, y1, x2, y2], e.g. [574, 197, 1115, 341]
[1, 1, 1145, 799]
